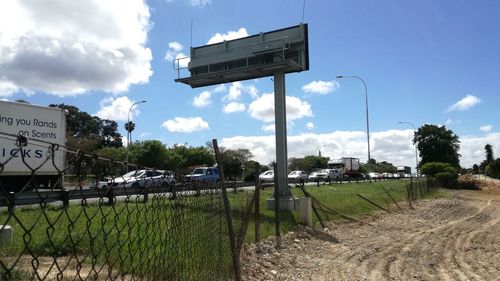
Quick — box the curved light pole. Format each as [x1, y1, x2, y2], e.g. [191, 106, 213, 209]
[336, 75, 371, 163]
[398, 121, 419, 175]
[126, 100, 146, 166]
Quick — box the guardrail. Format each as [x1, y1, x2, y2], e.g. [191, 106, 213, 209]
[0, 181, 253, 209]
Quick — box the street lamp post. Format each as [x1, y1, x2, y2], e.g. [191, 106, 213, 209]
[336, 75, 371, 163]
[398, 121, 419, 175]
[126, 100, 146, 166]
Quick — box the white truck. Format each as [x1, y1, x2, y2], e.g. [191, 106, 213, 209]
[327, 157, 363, 179]
[0, 100, 66, 191]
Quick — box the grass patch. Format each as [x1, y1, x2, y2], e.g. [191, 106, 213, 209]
[0, 179, 444, 278]
[0, 194, 233, 280]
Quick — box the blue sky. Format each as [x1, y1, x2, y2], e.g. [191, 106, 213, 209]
[1, 0, 499, 170]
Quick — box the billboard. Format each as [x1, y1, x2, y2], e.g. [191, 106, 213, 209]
[175, 24, 309, 88]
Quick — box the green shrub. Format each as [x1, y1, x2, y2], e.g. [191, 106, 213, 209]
[421, 162, 458, 188]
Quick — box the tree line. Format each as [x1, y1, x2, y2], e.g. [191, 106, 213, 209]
[47, 103, 497, 184]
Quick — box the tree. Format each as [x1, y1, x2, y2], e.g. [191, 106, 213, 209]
[303, 155, 329, 172]
[100, 119, 123, 148]
[130, 140, 168, 168]
[124, 121, 135, 135]
[219, 148, 253, 180]
[49, 104, 123, 150]
[241, 160, 266, 182]
[289, 158, 309, 171]
[361, 158, 397, 173]
[472, 164, 479, 175]
[414, 124, 460, 168]
[489, 158, 500, 179]
[163, 144, 215, 173]
[485, 144, 494, 163]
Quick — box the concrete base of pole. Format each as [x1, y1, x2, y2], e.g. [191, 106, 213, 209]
[266, 197, 296, 211]
[297, 197, 312, 226]
[0, 225, 12, 245]
[266, 197, 313, 226]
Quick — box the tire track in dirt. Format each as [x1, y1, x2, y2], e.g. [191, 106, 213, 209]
[364, 198, 480, 280]
[452, 201, 500, 281]
[241, 190, 500, 281]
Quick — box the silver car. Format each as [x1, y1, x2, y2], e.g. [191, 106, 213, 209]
[288, 170, 308, 183]
[99, 170, 175, 189]
[309, 169, 341, 181]
[258, 170, 274, 183]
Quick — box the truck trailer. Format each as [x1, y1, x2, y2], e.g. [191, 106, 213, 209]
[0, 100, 66, 191]
[327, 157, 363, 179]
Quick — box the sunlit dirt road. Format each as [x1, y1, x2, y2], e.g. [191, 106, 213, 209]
[242, 181, 500, 281]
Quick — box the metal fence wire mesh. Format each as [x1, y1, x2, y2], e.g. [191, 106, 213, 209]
[0, 133, 240, 281]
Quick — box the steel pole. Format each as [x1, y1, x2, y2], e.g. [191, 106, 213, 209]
[273, 71, 291, 198]
[125, 101, 146, 167]
[398, 121, 418, 175]
[336, 75, 371, 163]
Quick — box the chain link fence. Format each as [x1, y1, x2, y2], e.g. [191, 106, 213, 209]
[0, 133, 255, 280]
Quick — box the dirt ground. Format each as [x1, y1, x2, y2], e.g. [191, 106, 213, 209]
[241, 178, 500, 281]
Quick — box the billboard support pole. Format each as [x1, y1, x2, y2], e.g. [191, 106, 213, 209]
[273, 71, 291, 199]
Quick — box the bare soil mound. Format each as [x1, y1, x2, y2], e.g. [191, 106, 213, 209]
[241, 188, 500, 281]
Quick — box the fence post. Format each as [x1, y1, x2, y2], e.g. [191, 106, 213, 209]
[106, 188, 114, 206]
[254, 163, 261, 243]
[7, 192, 15, 214]
[273, 163, 281, 248]
[61, 190, 70, 208]
[212, 139, 241, 281]
[171, 183, 177, 200]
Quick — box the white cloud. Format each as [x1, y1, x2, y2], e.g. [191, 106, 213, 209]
[248, 93, 313, 122]
[213, 84, 227, 93]
[223, 102, 246, 113]
[447, 95, 481, 112]
[302, 80, 339, 95]
[306, 122, 315, 130]
[0, 81, 20, 97]
[221, 129, 500, 171]
[207, 28, 249, 44]
[445, 118, 460, 125]
[95, 96, 143, 121]
[246, 85, 259, 99]
[192, 91, 212, 108]
[139, 132, 151, 138]
[161, 117, 209, 133]
[168, 41, 183, 52]
[225, 82, 243, 101]
[164, 41, 190, 68]
[165, 0, 211, 7]
[0, 1, 153, 96]
[460, 132, 500, 168]
[221, 129, 418, 171]
[261, 124, 275, 132]
[189, 0, 211, 7]
[222, 82, 259, 102]
[480, 125, 492, 133]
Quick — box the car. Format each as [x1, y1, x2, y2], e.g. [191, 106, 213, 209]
[99, 169, 175, 189]
[309, 169, 342, 182]
[288, 170, 308, 183]
[184, 167, 220, 183]
[258, 170, 274, 183]
[368, 172, 380, 179]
